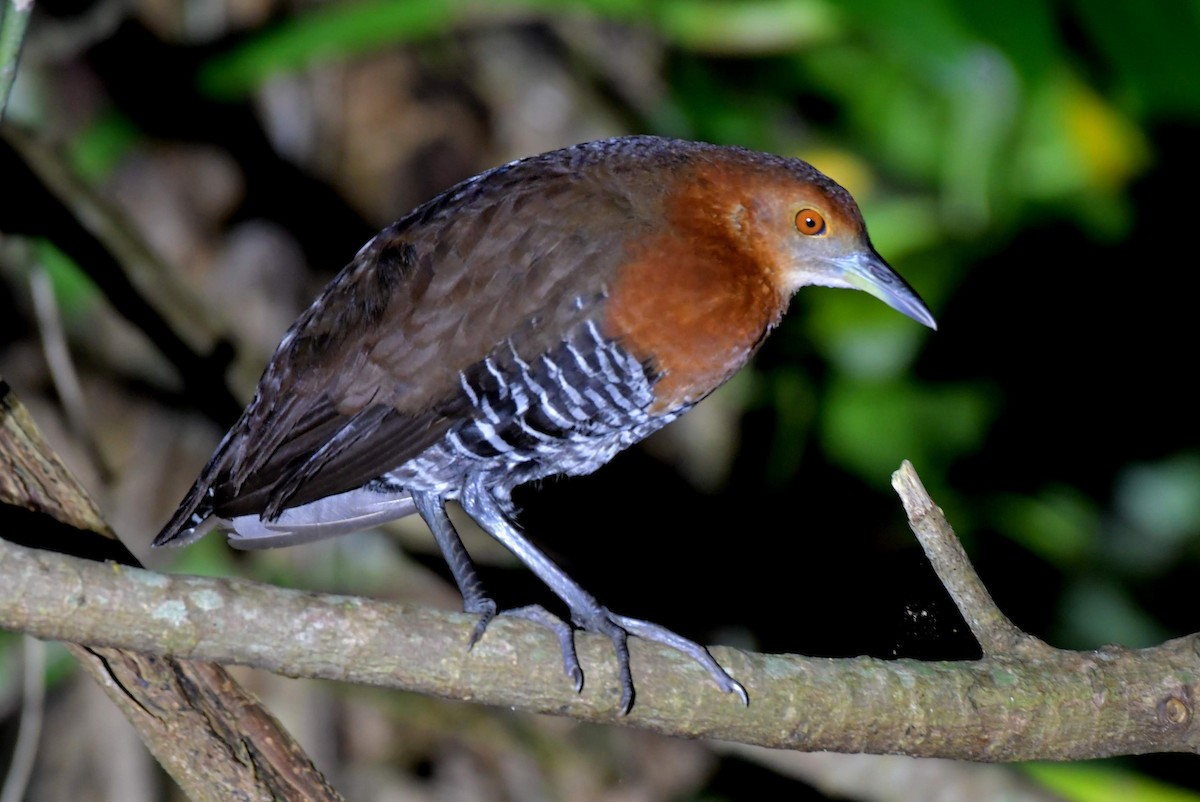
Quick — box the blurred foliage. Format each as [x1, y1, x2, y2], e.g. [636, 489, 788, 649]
[31, 240, 98, 318]
[3, 0, 1200, 799]
[0, 0, 33, 120]
[197, 0, 839, 99]
[1025, 761, 1200, 802]
[65, 109, 140, 181]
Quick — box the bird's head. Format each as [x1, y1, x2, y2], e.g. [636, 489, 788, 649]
[702, 150, 938, 331]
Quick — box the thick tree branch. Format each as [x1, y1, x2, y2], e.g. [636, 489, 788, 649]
[0, 378, 343, 802]
[1, 525, 1198, 760]
[4, 377, 1198, 762]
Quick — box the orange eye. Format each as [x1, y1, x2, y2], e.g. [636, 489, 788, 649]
[795, 209, 826, 236]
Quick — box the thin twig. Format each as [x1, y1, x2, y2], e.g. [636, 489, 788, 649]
[30, 265, 112, 480]
[891, 460, 1051, 657]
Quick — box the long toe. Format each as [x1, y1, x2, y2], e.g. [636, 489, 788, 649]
[592, 616, 634, 714]
[503, 604, 584, 691]
[609, 613, 748, 705]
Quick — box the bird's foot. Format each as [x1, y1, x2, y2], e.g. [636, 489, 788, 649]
[465, 599, 745, 714]
[577, 608, 748, 715]
[463, 601, 584, 690]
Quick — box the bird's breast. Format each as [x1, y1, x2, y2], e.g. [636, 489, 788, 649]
[603, 222, 786, 412]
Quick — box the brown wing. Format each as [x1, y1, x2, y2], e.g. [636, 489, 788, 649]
[156, 146, 674, 543]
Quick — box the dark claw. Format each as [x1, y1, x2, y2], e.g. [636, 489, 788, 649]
[464, 597, 498, 649]
[503, 604, 583, 690]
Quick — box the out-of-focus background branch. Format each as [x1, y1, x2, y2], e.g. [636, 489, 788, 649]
[0, 378, 344, 800]
[2, 1, 1199, 800]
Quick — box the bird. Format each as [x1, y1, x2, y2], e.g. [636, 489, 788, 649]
[154, 135, 936, 713]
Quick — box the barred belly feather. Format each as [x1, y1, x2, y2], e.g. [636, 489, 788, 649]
[388, 318, 686, 510]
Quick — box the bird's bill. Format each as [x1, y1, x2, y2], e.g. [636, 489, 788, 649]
[842, 250, 938, 330]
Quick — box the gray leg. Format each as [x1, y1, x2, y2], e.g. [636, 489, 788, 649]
[411, 490, 581, 683]
[460, 473, 748, 714]
[411, 490, 496, 643]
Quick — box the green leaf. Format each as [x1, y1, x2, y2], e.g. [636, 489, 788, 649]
[67, 110, 141, 181]
[200, 0, 840, 100]
[1025, 762, 1200, 802]
[199, 0, 463, 99]
[1114, 454, 1200, 545]
[654, 0, 837, 53]
[1056, 577, 1169, 650]
[990, 488, 1099, 568]
[820, 376, 993, 484]
[32, 239, 99, 317]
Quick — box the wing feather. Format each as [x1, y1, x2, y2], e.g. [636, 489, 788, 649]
[156, 144, 669, 545]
